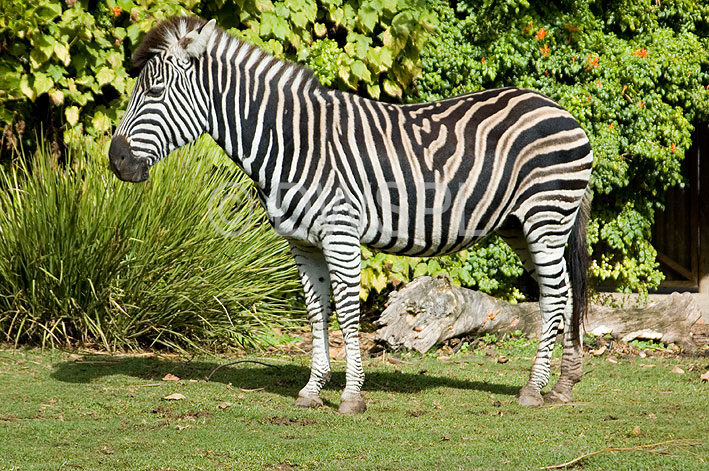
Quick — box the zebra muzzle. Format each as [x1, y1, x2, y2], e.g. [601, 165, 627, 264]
[108, 135, 150, 183]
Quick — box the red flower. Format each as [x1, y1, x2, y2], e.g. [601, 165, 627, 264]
[540, 44, 550, 57]
[633, 48, 648, 58]
[481, 57, 486, 64]
[535, 28, 548, 40]
[111, 6, 122, 17]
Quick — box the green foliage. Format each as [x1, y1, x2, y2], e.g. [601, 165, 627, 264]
[360, 235, 525, 302]
[412, 0, 709, 294]
[0, 0, 198, 155]
[0, 0, 434, 161]
[0, 138, 303, 351]
[628, 338, 667, 351]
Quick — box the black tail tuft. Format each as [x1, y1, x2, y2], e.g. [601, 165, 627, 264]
[568, 188, 591, 347]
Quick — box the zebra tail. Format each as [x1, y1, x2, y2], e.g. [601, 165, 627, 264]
[568, 187, 591, 347]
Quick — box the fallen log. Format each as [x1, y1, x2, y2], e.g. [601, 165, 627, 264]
[374, 275, 701, 353]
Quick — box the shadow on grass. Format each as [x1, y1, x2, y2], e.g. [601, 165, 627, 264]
[50, 355, 520, 399]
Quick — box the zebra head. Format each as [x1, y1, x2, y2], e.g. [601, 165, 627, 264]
[109, 17, 217, 182]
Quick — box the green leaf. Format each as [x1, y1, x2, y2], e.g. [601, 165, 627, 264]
[45, 64, 65, 82]
[53, 42, 70, 66]
[260, 12, 276, 36]
[357, 4, 379, 33]
[381, 0, 397, 13]
[34, 34, 56, 58]
[254, 0, 275, 13]
[314, 22, 327, 37]
[368, 47, 393, 72]
[32, 73, 53, 96]
[106, 52, 123, 68]
[291, 11, 308, 29]
[342, 3, 356, 28]
[35, 1, 62, 21]
[126, 23, 143, 44]
[272, 17, 291, 40]
[92, 111, 112, 133]
[413, 262, 428, 278]
[328, 6, 344, 26]
[29, 35, 56, 69]
[117, 0, 134, 10]
[371, 272, 388, 293]
[65, 106, 80, 126]
[96, 68, 116, 87]
[391, 11, 414, 36]
[382, 78, 402, 98]
[19, 75, 35, 101]
[49, 89, 64, 105]
[350, 60, 371, 82]
[366, 82, 381, 99]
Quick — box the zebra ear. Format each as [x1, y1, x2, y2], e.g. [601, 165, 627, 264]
[181, 19, 217, 58]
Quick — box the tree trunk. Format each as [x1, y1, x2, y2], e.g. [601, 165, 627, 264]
[374, 275, 701, 353]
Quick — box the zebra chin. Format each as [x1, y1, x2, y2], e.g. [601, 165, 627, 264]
[108, 135, 151, 183]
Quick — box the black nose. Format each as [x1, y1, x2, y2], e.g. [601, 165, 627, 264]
[108, 135, 149, 183]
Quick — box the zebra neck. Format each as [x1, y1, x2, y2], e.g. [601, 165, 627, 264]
[205, 37, 329, 194]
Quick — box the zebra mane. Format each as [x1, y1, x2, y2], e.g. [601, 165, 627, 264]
[132, 16, 209, 71]
[132, 16, 320, 88]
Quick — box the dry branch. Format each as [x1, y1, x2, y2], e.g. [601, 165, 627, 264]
[375, 276, 701, 352]
[539, 439, 702, 469]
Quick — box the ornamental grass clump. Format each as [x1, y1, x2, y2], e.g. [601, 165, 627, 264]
[0, 137, 303, 351]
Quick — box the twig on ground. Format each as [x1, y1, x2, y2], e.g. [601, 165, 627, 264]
[540, 439, 701, 469]
[206, 359, 279, 382]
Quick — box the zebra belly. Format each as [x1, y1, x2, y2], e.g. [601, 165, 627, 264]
[360, 205, 503, 258]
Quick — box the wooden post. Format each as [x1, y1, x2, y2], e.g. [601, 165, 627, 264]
[698, 123, 709, 294]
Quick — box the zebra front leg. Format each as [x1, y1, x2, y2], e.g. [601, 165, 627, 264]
[289, 243, 333, 408]
[323, 235, 366, 414]
[519, 244, 569, 407]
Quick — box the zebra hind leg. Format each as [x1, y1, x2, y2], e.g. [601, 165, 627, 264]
[289, 243, 333, 409]
[544, 197, 589, 404]
[544, 304, 582, 404]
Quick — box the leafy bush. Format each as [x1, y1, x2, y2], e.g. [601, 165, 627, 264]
[362, 0, 709, 297]
[360, 236, 525, 303]
[0, 138, 303, 351]
[0, 0, 198, 158]
[0, 0, 434, 161]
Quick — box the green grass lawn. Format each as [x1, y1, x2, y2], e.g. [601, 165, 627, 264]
[0, 344, 706, 471]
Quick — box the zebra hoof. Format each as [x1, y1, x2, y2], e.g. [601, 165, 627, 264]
[544, 389, 573, 404]
[294, 394, 323, 409]
[338, 398, 367, 414]
[518, 388, 544, 408]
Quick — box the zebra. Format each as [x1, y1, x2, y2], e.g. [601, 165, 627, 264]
[109, 16, 593, 414]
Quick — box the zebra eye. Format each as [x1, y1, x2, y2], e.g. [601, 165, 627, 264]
[146, 85, 165, 97]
